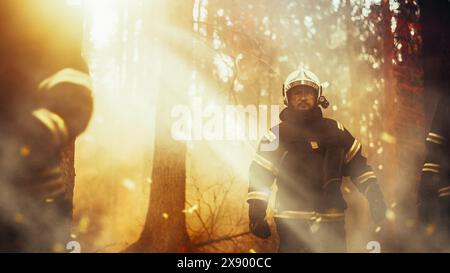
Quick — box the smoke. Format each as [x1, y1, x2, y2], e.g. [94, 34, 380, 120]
[68, 0, 447, 252]
[0, 120, 73, 252]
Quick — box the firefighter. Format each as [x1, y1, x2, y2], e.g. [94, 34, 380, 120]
[247, 68, 387, 252]
[0, 1, 93, 252]
[418, 95, 450, 250]
[417, 0, 450, 251]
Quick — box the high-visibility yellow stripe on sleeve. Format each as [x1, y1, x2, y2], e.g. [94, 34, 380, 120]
[45, 183, 67, 200]
[32, 108, 68, 146]
[263, 130, 277, 143]
[426, 132, 445, 145]
[438, 186, 450, 198]
[355, 171, 377, 184]
[40, 166, 61, 177]
[324, 178, 341, 188]
[247, 191, 270, 202]
[345, 139, 361, 164]
[336, 121, 344, 131]
[39, 68, 92, 91]
[253, 153, 278, 176]
[422, 162, 440, 174]
[422, 168, 440, 173]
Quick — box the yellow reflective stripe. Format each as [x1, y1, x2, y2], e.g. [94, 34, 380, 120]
[275, 210, 315, 220]
[253, 153, 278, 175]
[429, 132, 445, 141]
[426, 132, 445, 145]
[424, 163, 440, 168]
[39, 68, 92, 91]
[324, 178, 341, 188]
[422, 162, 441, 173]
[426, 137, 443, 145]
[274, 210, 345, 222]
[438, 186, 450, 193]
[422, 163, 440, 173]
[439, 192, 450, 198]
[247, 191, 270, 202]
[40, 166, 61, 177]
[336, 121, 344, 131]
[32, 108, 68, 145]
[263, 130, 277, 143]
[45, 183, 67, 199]
[422, 168, 440, 174]
[40, 177, 64, 188]
[438, 186, 450, 198]
[356, 171, 376, 184]
[345, 139, 361, 164]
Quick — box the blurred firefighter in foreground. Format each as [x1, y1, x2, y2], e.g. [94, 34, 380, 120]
[0, 1, 92, 252]
[418, 95, 450, 251]
[247, 68, 387, 252]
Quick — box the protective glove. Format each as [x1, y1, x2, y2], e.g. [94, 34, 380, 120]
[366, 184, 387, 225]
[248, 199, 271, 239]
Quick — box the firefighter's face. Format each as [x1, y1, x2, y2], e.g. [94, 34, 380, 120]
[287, 86, 317, 111]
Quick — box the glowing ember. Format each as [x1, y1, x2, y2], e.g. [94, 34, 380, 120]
[146, 177, 152, 184]
[425, 224, 435, 236]
[77, 216, 90, 234]
[52, 243, 64, 253]
[385, 209, 396, 222]
[20, 146, 30, 157]
[183, 204, 199, 214]
[309, 222, 320, 233]
[381, 132, 396, 144]
[14, 213, 25, 224]
[122, 179, 137, 191]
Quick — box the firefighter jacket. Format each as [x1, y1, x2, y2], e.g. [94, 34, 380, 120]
[248, 107, 386, 223]
[418, 95, 450, 231]
[0, 67, 93, 252]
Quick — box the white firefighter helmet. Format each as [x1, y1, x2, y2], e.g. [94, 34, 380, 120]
[282, 68, 329, 108]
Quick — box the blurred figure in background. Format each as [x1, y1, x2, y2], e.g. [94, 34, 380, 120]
[417, 0, 450, 252]
[0, 0, 93, 252]
[418, 95, 450, 251]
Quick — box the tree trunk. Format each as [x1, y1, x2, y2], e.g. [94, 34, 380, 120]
[381, 0, 425, 251]
[61, 142, 76, 237]
[61, 142, 75, 210]
[125, 0, 193, 253]
[381, 0, 397, 207]
[128, 90, 191, 252]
